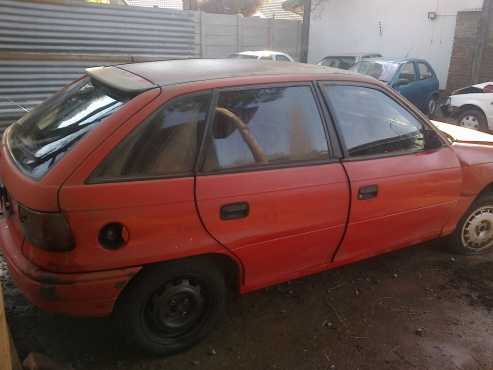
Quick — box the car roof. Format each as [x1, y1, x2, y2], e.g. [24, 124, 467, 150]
[363, 57, 427, 64]
[105, 59, 367, 88]
[235, 50, 286, 56]
[322, 52, 381, 58]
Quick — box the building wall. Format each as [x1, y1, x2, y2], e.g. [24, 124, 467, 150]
[308, 0, 484, 88]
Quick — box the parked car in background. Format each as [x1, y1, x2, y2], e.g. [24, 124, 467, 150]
[350, 58, 440, 116]
[4, 60, 493, 357]
[317, 52, 382, 70]
[228, 50, 295, 62]
[442, 82, 493, 132]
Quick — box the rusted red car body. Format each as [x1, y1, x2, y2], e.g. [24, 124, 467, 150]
[1, 59, 493, 322]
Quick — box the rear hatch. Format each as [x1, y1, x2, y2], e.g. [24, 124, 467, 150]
[0, 66, 156, 269]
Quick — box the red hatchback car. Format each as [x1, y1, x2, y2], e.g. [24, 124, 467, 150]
[2, 59, 493, 355]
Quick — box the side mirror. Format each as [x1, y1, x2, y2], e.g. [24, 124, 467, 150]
[423, 129, 443, 150]
[394, 78, 411, 87]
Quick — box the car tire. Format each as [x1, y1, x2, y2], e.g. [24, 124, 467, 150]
[114, 258, 227, 356]
[457, 108, 488, 132]
[427, 95, 439, 118]
[449, 194, 493, 255]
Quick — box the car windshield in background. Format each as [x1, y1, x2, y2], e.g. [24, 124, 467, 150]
[228, 53, 259, 59]
[7, 77, 129, 179]
[319, 56, 356, 69]
[350, 61, 399, 82]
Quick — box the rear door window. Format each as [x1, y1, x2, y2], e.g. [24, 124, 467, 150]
[201, 85, 329, 172]
[7, 77, 129, 179]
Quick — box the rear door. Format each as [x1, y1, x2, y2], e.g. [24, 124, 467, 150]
[195, 84, 350, 290]
[320, 83, 462, 262]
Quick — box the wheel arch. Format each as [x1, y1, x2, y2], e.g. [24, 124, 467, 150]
[458, 103, 487, 117]
[473, 182, 493, 203]
[121, 253, 243, 301]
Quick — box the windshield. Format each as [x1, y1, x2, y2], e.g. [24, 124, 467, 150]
[350, 61, 399, 82]
[228, 53, 259, 60]
[7, 76, 129, 179]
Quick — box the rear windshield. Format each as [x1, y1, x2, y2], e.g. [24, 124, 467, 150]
[350, 61, 399, 82]
[319, 56, 356, 69]
[7, 76, 129, 179]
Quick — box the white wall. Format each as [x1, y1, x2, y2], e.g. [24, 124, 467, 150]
[308, 0, 483, 88]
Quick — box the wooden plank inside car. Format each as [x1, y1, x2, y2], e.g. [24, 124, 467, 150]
[0, 283, 22, 370]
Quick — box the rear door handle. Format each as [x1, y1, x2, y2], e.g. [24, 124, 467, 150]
[358, 185, 378, 200]
[220, 202, 249, 220]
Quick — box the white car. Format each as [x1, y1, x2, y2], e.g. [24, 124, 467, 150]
[228, 50, 295, 62]
[443, 82, 493, 131]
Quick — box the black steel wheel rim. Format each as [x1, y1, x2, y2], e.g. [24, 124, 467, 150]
[144, 278, 208, 339]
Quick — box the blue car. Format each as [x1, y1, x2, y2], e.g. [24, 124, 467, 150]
[350, 58, 440, 115]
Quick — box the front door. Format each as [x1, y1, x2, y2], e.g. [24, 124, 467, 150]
[196, 84, 350, 291]
[320, 84, 462, 262]
[393, 62, 421, 109]
[413, 61, 439, 111]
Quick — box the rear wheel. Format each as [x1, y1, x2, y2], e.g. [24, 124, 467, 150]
[457, 108, 488, 132]
[114, 258, 227, 355]
[450, 195, 493, 255]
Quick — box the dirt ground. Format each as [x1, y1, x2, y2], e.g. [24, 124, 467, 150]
[2, 239, 493, 370]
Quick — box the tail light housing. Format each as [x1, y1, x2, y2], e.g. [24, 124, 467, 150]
[18, 204, 74, 252]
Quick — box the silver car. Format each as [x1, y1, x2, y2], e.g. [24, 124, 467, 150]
[317, 53, 382, 70]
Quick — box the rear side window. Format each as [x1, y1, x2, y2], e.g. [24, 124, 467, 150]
[323, 85, 424, 158]
[276, 55, 291, 62]
[418, 63, 433, 80]
[91, 93, 211, 182]
[202, 86, 329, 172]
[8, 77, 129, 179]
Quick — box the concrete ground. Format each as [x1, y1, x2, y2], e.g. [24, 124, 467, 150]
[2, 239, 493, 370]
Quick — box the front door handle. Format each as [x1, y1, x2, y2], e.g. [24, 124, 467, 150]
[358, 185, 378, 200]
[220, 202, 250, 220]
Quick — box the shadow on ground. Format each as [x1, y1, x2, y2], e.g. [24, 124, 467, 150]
[2, 240, 493, 370]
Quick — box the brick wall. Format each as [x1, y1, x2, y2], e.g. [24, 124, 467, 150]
[447, 10, 493, 91]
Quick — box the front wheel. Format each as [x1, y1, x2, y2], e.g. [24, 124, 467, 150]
[457, 108, 488, 132]
[449, 195, 493, 255]
[427, 95, 439, 117]
[114, 258, 227, 356]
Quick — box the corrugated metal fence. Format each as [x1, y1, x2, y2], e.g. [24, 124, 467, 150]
[0, 0, 301, 129]
[0, 0, 199, 57]
[0, 58, 114, 125]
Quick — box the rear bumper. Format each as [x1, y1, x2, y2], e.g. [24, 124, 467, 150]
[0, 218, 141, 317]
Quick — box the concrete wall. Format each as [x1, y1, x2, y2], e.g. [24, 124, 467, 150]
[308, 0, 484, 89]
